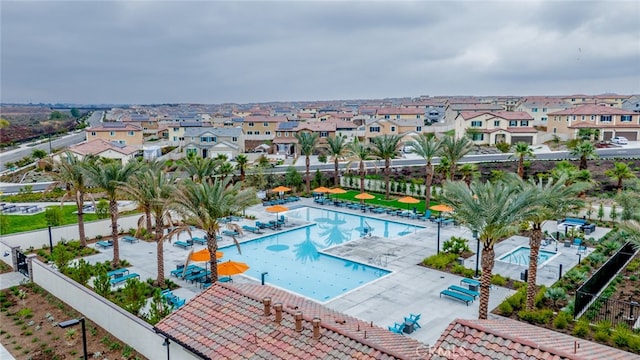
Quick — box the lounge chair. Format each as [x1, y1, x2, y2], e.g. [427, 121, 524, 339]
[109, 272, 140, 286]
[573, 238, 582, 247]
[404, 313, 422, 329]
[173, 240, 193, 249]
[387, 323, 405, 335]
[439, 289, 474, 305]
[191, 237, 206, 245]
[122, 235, 139, 243]
[242, 225, 263, 234]
[96, 240, 113, 249]
[222, 230, 240, 237]
[460, 278, 480, 288]
[448, 285, 479, 299]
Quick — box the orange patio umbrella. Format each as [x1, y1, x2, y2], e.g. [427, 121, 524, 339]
[266, 204, 289, 213]
[272, 186, 291, 193]
[398, 196, 420, 211]
[218, 260, 250, 276]
[189, 248, 224, 262]
[354, 192, 375, 205]
[327, 188, 347, 194]
[313, 186, 331, 193]
[429, 204, 454, 214]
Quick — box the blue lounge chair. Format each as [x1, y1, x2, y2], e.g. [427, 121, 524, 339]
[96, 240, 113, 249]
[191, 237, 206, 245]
[448, 285, 479, 299]
[122, 235, 139, 243]
[222, 230, 239, 237]
[440, 289, 474, 305]
[173, 240, 193, 249]
[109, 272, 140, 286]
[460, 278, 480, 288]
[573, 238, 582, 247]
[242, 225, 263, 234]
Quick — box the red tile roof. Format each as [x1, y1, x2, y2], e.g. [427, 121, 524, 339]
[155, 283, 424, 359]
[68, 139, 138, 156]
[548, 104, 636, 116]
[432, 318, 638, 360]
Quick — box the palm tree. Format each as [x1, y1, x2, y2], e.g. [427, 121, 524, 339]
[605, 162, 637, 194]
[47, 152, 93, 247]
[180, 155, 219, 183]
[569, 140, 598, 170]
[510, 142, 536, 178]
[215, 161, 235, 182]
[294, 132, 319, 194]
[458, 163, 479, 188]
[439, 136, 473, 181]
[370, 134, 402, 199]
[235, 154, 249, 182]
[84, 160, 141, 267]
[326, 134, 348, 187]
[406, 133, 440, 209]
[442, 176, 538, 319]
[345, 138, 371, 194]
[172, 178, 258, 282]
[121, 161, 160, 233]
[520, 177, 587, 310]
[120, 166, 178, 287]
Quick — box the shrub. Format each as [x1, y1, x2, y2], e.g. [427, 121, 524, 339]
[498, 301, 513, 316]
[451, 264, 475, 278]
[572, 318, 591, 338]
[491, 274, 507, 286]
[544, 287, 567, 307]
[442, 236, 470, 255]
[517, 309, 553, 324]
[612, 323, 632, 347]
[534, 286, 547, 308]
[422, 253, 457, 270]
[553, 311, 572, 329]
[506, 287, 526, 311]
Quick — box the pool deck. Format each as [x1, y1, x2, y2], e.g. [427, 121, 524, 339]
[82, 197, 610, 347]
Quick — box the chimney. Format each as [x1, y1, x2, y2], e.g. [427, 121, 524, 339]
[274, 303, 283, 324]
[262, 297, 271, 316]
[294, 311, 303, 332]
[312, 318, 321, 340]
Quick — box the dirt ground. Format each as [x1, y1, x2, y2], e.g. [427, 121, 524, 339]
[0, 284, 146, 360]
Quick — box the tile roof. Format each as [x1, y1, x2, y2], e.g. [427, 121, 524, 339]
[458, 111, 533, 121]
[68, 139, 138, 156]
[548, 104, 636, 116]
[155, 283, 424, 359]
[431, 318, 638, 360]
[89, 123, 142, 131]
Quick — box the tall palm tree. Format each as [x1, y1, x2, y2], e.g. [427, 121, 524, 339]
[510, 142, 536, 178]
[442, 176, 538, 319]
[406, 133, 440, 209]
[121, 161, 160, 233]
[172, 178, 258, 282]
[295, 132, 319, 194]
[520, 177, 587, 310]
[215, 161, 235, 182]
[569, 140, 598, 170]
[180, 155, 219, 183]
[370, 134, 402, 199]
[439, 135, 473, 181]
[605, 162, 637, 194]
[235, 154, 249, 182]
[120, 166, 178, 287]
[326, 134, 348, 187]
[84, 160, 141, 267]
[345, 138, 371, 194]
[47, 152, 93, 247]
[458, 163, 479, 188]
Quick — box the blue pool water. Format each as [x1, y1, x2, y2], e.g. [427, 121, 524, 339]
[498, 246, 557, 266]
[219, 207, 424, 302]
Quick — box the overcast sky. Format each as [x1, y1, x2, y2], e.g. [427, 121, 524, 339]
[1, 1, 639, 105]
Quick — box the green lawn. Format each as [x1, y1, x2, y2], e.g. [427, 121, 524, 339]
[2, 205, 102, 234]
[331, 190, 438, 214]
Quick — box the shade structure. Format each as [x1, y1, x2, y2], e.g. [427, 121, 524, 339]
[327, 188, 347, 195]
[189, 248, 224, 262]
[266, 204, 289, 213]
[312, 186, 331, 193]
[429, 204, 454, 213]
[272, 186, 291, 193]
[217, 260, 250, 276]
[398, 196, 420, 210]
[354, 192, 375, 200]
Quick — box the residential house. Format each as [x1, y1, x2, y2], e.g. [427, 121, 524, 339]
[432, 317, 637, 360]
[183, 126, 244, 159]
[375, 107, 425, 122]
[64, 139, 139, 165]
[154, 283, 424, 360]
[443, 102, 504, 123]
[241, 116, 288, 142]
[561, 94, 630, 108]
[454, 111, 537, 145]
[272, 118, 358, 156]
[165, 122, 204, 146]
[547, 104, 640, 141]
[515, 97, 569, 128]
[86, 123, 144, 146]
[621, 95, 640, 113]
[364, 118, 425, 144]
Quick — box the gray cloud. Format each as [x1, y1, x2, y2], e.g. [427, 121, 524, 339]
[1, 1, 638, 104]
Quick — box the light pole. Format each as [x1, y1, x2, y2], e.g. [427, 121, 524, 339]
[48, 225, 53, 255]
[162, 337, 171, 360]
[58, 318, 87, 360]
[436, 216, 441, 254]
[473, 230, 480, 278]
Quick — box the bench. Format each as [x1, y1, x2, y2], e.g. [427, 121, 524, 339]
[109, 273, 140, 285]
[440, 289, 474, 305]
[448, 285, 479, 299]
[122, 236, 139, 244]
[191, 237, 206, 245]
[460, 278, 480, 287]
[173, 240, 193, 249]
[107, 268, 129, 278]
[96, 240, 113, 249]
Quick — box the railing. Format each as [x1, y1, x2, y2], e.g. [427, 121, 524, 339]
[574, 242, 637, 319]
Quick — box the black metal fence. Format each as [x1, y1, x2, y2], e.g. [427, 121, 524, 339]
[16, 250, 28, 277]
[574, 242, 637, 318]
[582, 297, 640, 328]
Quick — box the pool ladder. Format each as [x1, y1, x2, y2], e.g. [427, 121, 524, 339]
[362, 221, 373, 237]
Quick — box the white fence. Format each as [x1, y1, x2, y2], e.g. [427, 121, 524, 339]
[30, 258, 199, 360]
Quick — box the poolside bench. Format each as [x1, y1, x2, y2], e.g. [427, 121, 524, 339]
[96, 240, 113, 249]
[122, 236, 139, 244]
[460, 278, 480, 287]
[107, 268, 129, 278]
[448, 285, 479, 299]
[173, 240, 193, 249]
[440, 289, 474, 305]
[109, 272, 140, 286]
[191, 237, 206, 245]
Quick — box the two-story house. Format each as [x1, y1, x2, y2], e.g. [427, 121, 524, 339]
[454, 111, 537, 145]
[515, 97, 569, 128]
[86, 123, 143, 147]
[241, 116, 288, 142]
[547, 104, 639, 141]
[66, 139, 139, 165]
[183, 126, 245, 159]
[364, 118, 425, 144]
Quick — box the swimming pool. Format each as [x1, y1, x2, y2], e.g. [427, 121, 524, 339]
[219, 207, 424, 302]
[498, 246, 557, 266]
